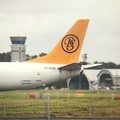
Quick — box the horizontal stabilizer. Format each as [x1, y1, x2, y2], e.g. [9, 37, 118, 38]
[58, 63, 81, 71]
[82, 64, 102, 69]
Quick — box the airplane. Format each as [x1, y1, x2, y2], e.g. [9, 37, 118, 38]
[0, 19, 100, 91]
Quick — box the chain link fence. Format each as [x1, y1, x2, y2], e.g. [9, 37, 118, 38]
[0, 93, 120, 119]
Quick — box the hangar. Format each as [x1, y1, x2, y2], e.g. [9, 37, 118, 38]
[68, 69, 120, 90]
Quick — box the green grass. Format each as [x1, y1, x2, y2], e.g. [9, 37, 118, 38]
[0, 90, 120, 118]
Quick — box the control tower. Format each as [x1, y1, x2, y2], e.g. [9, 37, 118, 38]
[10, 36, 27, 62]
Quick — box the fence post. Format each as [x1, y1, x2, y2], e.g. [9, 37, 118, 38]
[46, 102, 50, 120]
[3, 103, 6, 117]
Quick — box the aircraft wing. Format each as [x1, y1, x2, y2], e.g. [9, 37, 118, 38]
[58, 63, 81, 71]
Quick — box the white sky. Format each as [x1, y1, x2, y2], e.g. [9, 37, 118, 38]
[0, 0, 120, 64]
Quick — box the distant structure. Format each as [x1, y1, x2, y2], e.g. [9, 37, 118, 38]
[10, 36, 27, 62]
[82, 54, 87, 62]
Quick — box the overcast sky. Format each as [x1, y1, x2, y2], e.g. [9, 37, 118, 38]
[0, 0, 120, 64]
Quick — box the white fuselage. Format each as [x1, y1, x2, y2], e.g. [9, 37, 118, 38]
[0, 62, 80, 90]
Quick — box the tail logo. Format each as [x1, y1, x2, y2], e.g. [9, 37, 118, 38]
[61, 34, 79, 53]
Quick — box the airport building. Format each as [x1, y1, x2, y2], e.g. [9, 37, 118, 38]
[10, 36, 27, 62]
[68, 69, 120, 90]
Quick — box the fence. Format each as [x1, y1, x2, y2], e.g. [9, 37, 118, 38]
[0, 92, 120, 119]
[0, 101, 120, 118]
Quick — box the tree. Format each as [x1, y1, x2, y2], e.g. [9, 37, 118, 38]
[25, 52, 47, 61]
[0, 52, 11, 62]
[6, 52, 11, 62]
[102, 62, 116, 69]
[25, 54, 31, 61]
[94, 61, 99, 64]
[30, 55, 38, 59]
[39, 52, 47, 57]
[80, 61, 88, 65]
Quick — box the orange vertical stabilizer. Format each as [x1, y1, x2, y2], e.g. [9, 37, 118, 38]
[27, 19, 89, 64]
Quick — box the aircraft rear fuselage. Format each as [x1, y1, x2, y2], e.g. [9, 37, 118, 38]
[0, 62, 80, 90]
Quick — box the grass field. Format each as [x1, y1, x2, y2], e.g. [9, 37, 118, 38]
[0, 90, 120, 118]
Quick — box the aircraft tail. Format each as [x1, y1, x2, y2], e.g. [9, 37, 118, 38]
[27, 19, 89, 64]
